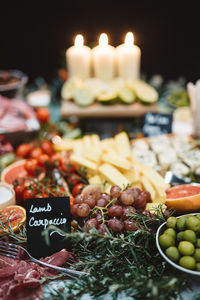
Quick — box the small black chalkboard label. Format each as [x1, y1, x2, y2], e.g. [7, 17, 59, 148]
[26, 197, 71, 259]
[142, 112, 173, 137]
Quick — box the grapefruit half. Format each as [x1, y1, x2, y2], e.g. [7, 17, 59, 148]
[166, 184, 200, 211]
[1, 160, 28, 185]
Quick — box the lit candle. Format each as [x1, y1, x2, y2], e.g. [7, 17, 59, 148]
[66, 34, 91, 79]
[116, 32, 141, 80]
[92, 33, 116, 81]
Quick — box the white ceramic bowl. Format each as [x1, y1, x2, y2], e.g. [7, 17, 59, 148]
[156, 213, 200, 276]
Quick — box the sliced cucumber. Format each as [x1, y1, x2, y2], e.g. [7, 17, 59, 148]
[118, 86, 136, 104]
[61, 77, 83, 100]
[127, 79, 158, 104]
[74, 88, 95, 107]
[97, 90, 117, 104]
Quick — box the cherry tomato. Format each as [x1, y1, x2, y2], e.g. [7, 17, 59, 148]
[72, 183, 85, 197]
[51, 153, 62, 167]
[60, 162, 75, 174]
[67, 174, 80, 186]
[14, 184, 25, 203]
[23, 188, 36, 200]
[37, 154, 50, 168]
[36, 107, 50, 123]
[30, 147, 43, 159]
[70, 196, 75, 207]
[24, 159, 38, 175]
[37, 193, 49, 198]
[16, 144, 31, 158]
[41, 141, 54, 155]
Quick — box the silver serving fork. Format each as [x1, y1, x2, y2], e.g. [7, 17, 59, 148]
[0, 241, 87, 278]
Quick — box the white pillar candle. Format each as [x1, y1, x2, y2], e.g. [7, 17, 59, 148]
[66, 34, 91, 80]
[116, 32, 141, 80]
[92, 33, 116, 81]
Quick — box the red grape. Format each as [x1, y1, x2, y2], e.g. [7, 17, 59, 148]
[70, 204, 79, 217]
[98, 223, 107, 234]
[108, 205, 123, 217]
[100, 193, 111, 202]
[131, 188, 141, 199]
[83, 195, 96, 208]
[76, 203, 90, 217]
[96, 198, 108, 207]
[108, 219, 124, 232]
[124, 220, 139, 232]
[120, 190, 135, 205]
[75, 194, 84, 204]
[134, 191, 148, 208]
[84, 218, 98, 231]
[122, 206, 136, 220]
[110, 185, 121, 198]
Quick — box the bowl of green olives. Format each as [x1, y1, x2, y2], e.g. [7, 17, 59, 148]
[156, 213, 200, 275]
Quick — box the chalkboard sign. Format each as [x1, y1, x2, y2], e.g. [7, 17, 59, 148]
[142, 112, 173, 137]
[26, 197, 71, 259]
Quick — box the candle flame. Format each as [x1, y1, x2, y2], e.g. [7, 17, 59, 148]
[99, 33, 108, 47]
[75, 34, 84, 47]
[125, 32, 134, 46]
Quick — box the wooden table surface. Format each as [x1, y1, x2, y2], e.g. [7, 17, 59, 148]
[61, 101, 158, 119]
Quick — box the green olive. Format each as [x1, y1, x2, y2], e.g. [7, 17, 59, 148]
[164, 228, 176, 239]
[183, 230, 197, 244]
[177, 216, 187, 231]
[179, 256, 196, 270]
[186, 216, 200, 232]
[165, 246, 180, 262]
[177, 231, 184, 242]
[166, 217, 177, 229]
[193, 249, 200, 262]
[159, 234, 175, 249]
[178, 241, 195, 256]
[196, 238, 200, 248]
[196, 262, 200, 271]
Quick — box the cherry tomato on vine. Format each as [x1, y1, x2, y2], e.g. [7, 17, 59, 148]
[23, 188, 36, 200]
[72, 183, 85, 197]
[51, 153, 62, 167]
[14, 184, 25, 203]
[16, 144, 32, 158]
[41, 141, 54, 155]
[60, 162, 75, 174]
[30, 147, 42, 159]
[24, 159, 38, 175]
[67, 174, 80, 186]
[36, 107, 50, 123]
[37, 193, 49, 198]
[37, 154, 50, 168]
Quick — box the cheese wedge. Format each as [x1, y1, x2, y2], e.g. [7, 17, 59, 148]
[70, 154, 97, 172]
[114, 132, 131, 158]
[101, 153, 131, 170]
[99, 163, 130, 188]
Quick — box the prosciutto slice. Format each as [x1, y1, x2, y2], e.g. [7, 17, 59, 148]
[0, 249, 75, 300]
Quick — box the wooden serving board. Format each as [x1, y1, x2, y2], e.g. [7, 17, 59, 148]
[61, 101, 158, 119]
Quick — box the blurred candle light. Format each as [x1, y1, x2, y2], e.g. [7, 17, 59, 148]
[92, 33, 116, 81]
[116, 32, 141, 80]
[66, 34, 91, 79]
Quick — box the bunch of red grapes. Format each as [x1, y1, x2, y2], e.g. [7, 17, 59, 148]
[71, 185, 151, 234]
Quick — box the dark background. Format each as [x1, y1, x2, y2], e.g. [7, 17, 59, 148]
[1, 0, 200, 83]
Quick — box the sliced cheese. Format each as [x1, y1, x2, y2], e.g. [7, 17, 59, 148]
[99, 163, 130, 189]
[141, 175, 156, 201]
[123, 169, 140, 183]
[73, 139, 83, 155]
[88, 175, 103, 185]
[70, 154, 97, 172]
[84, 148, 101, 162]
[101, 153, 131, 170]
[114, 131, 131, 158]
[54, 139, 74, 152]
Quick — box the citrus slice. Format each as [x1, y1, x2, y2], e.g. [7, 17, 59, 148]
[1, 160, 28, 185]
[166, 184, 200, 211]
[74, 88, 95, 107]
[127, 79, 158, 104]
[118, 86, 136, 104]
[0, 205, 26, 232]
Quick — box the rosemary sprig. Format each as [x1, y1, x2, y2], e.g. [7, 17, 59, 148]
[43, 209, 190, 300]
